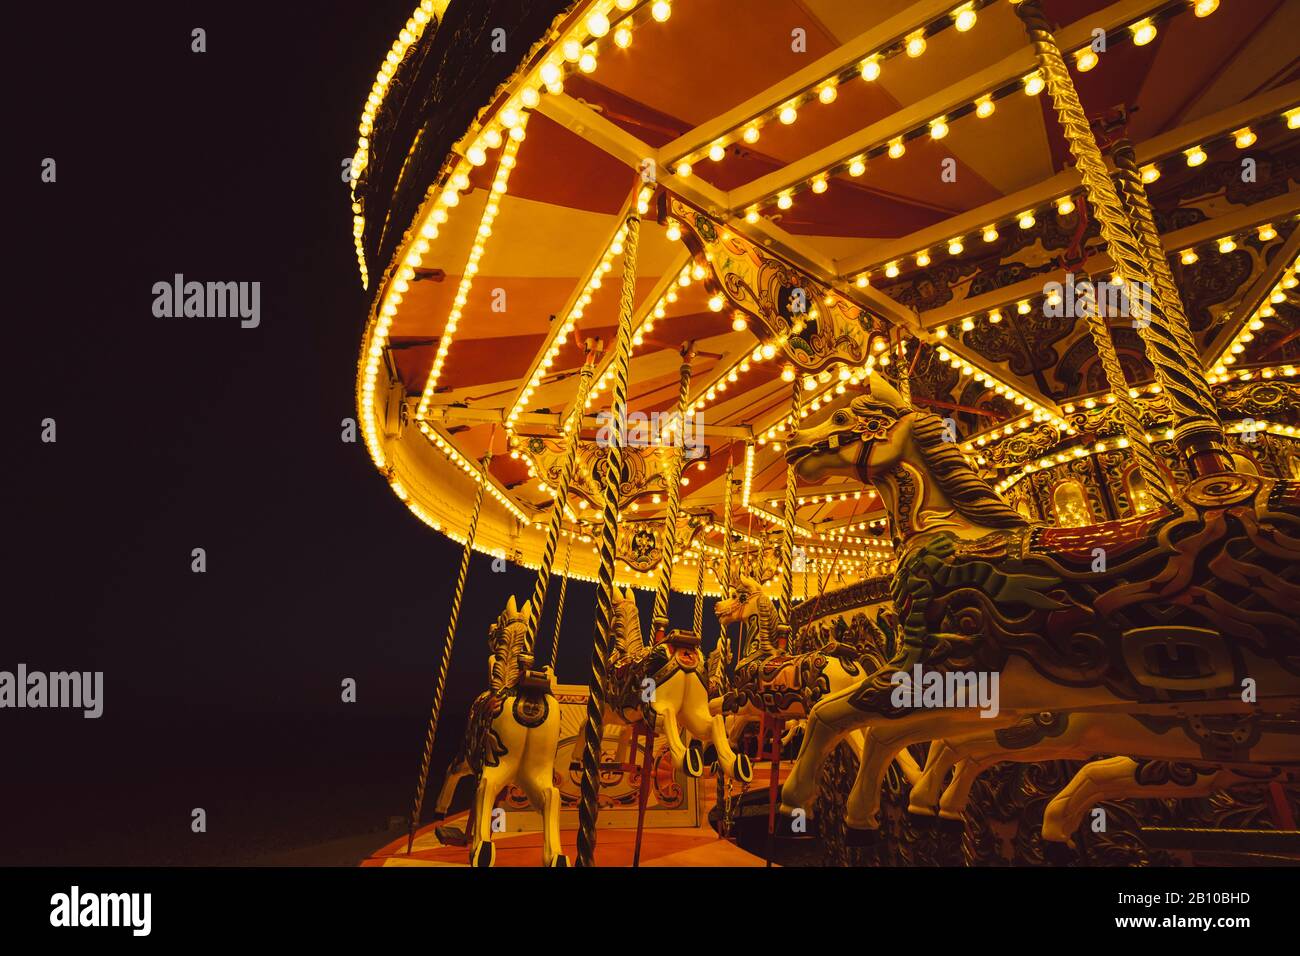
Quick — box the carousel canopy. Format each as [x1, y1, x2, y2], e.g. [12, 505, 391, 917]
[349, 0, 1300, 598]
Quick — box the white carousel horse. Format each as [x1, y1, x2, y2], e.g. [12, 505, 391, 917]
[909, 709, 1299, 840]
[450, 595, 568, 867]
[604, 587, 752, 784]
[778, 373, 1300, 837]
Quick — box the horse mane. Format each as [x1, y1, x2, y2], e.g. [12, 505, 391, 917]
[612, 588, 646, 660]
[907, 411, 1029, 529]
[489, 612, 528, 692]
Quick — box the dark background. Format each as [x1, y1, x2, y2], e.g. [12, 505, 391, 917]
[7, 0, 710, 865]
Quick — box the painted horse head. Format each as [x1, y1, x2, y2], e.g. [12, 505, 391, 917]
[786, 374, 1027, 544]
[488, 594, 533, 692]
[714, 574, 778, 657]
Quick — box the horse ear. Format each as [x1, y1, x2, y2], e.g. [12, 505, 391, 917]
[506, 594, 518, 615]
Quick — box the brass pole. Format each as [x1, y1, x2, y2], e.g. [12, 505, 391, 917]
[546, 535, 574, 672]
[575, 207, 642, 867]
[776, 377, 804, 650]
[523, 344, 601, 657]
[1070, 268, 1176, 506]
[651, 342, 697, 634]
[693, 546, 706, 637]
[1111, 139, 1232, 475]
[406, 445, 493, 854]
[1013, 0, 1230, 478]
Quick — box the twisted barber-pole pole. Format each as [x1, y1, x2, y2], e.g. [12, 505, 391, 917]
[651, 342, 697, 635]
[1111, 138, 1232, 476]
[522, 343, 602, 658]
[1014, 0, 1230, 477]
[775, 377, 804, 650]
[546, 536, 574, 672]
[575, 206, 642, 867]
[406, 443, 493, 854]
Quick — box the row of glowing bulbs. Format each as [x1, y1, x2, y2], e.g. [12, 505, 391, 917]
[1210, 252, 1298, 375]
[1072, 2, 1221, 75]
[416, 421, 530, 523]
[926, 219, 1284, 344]
[731, 0, 1232, 223]
[350, 1, 440, 288]
[995, 417, 1297, 494]
[860, 104, 1299, 287]
[415, 123, 528, 420]
[933, 345, 1071, 432]
[509, 213, 635, 426]
[674, 1, 987, 173]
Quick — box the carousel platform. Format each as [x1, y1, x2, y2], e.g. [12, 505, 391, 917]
[364, 763, 782, 868]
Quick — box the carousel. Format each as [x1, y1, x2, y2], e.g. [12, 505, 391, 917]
[352, 0, 1300, 867]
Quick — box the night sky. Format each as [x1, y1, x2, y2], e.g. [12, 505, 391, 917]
[8, 0, 711, 865]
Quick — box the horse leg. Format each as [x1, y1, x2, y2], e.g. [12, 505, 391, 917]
[908, 739, 966, 816]
[470, 756, 517, 868]
[654, 699, 698, 777]
[779, 683, 873, 818]
[1041, 757, 1230, 845]
[432, 754, 470, 820]
[517, 714, 567, 868]
[681, 673, 752, 783]
[848, 711, 1018, 830]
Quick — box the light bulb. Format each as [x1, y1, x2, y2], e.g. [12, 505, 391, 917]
[1185, 146, 1207, 167]
[1075, 49, 1098, 72]
[975, 96, 995, 118]
[1194, 0, 1219, 16]
[586, 12, 610, 36]
[811, 177, 828, 194]
[676, 161, 692, 178]
[708, 143, 725, 162]
[1258, 224, 1277, 242]
[983, 225, 999, 242]
[1024, 73, 1045, 96]
[888, 138, 905, 159]
[777, 192, 793, 210]
[1131, 20, 1157, 45]
[742, 126, 760, 144]
[1234, 127, 1256, 149]
[779, 104, 798, 125]
[916, 251, 931, 267]
[1057, 197, 1075, 215]
[732, 313, 748, 332]
[651, 1, 671, 23]
[930, 117, 949, 139]
[954, 5, 977, 32]
[818, 83, 837, 105]
[906, 31, 926, 57]
[1140, 164, 1160, 184]
[885, 261, 900, 278]
[860, 57, 881, 81]
[1218, 237, 1236, 254]
[614, 27, 632, 49]
[848, 157, 866, 176]
[1180, 249, 1198, 265]
[1018, 212, 1036, 229]
[948, 238, 964, 255]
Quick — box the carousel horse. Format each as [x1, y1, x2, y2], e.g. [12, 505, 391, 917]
[603, 587, 753, 783]
[908, 709, 1300, 836]
[709, 579, 923, 784]
[444, 595, 568, 867]
[709, 575, 888, 748]
[779, 373, 1300, 837]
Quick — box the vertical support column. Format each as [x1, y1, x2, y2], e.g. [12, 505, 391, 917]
[1111, 139, 1232, 475]
[652, 342, 697, 635]
[692, 546, 706, 637]
[1013, 0, 1231, 478]
[546, 536, 574, 671]
[575, 206, 643, 868]
[776, 377, 804, 650]
[406, 446, 493, 853]
[522, 343, 601, 657]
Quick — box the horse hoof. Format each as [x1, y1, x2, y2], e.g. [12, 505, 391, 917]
[843, 825, 880, 847]
[471, 842, 495, 868]
[734, 753, 753, 784]
[550, 854, 570, 868]
[906, 802, 938, 818]
[684, 742, 704, 778]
